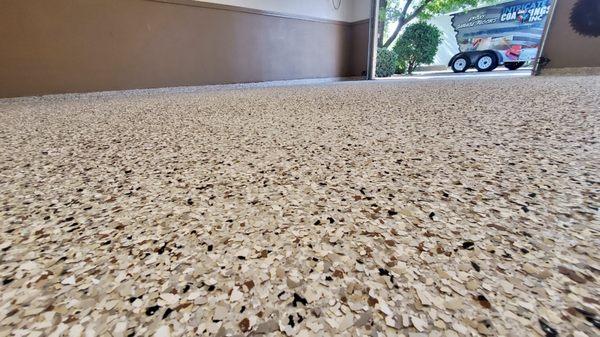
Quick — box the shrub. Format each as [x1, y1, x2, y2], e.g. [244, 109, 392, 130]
[395, 60, 406, 75]
[393, 22, 442, 74]
[376, 48, 397, 77]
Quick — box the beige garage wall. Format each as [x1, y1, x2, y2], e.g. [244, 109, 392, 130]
[194, 0, 371, 22]
[541, 0, 600, 70]
[0, 0, 370, 98]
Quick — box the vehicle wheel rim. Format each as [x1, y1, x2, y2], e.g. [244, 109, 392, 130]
[454, 59, 467, 71]
[478, 56, 493, 69]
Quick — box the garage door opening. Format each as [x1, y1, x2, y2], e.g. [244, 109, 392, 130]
[370, 0, 555, 80]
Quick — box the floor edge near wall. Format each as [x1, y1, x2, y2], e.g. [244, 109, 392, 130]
[0, 77, 367, 102]
[539, 67, 600, 76]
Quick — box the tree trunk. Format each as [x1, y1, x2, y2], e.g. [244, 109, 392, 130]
[408, 61, 417, 74]
[382, 0, 432, 48]
[377, 0, 387, 48]
[382, 18, 404, 48]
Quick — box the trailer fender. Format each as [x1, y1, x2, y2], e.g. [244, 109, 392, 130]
[448, 53, 462, 67]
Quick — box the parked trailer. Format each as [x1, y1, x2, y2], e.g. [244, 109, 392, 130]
[449, 0, 552, 73]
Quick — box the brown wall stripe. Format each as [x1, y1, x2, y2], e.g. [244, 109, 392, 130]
[0, 0, 370, 98]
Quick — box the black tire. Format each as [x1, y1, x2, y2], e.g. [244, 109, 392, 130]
[504, 61, 525, 70]
[475, 53, 498, 72]
[451, 56, 469, 73]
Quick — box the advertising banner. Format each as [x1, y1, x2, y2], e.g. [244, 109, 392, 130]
[451, 0, 553, 62]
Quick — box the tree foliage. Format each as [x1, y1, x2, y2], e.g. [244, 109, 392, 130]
[393, 22, 442, 74]
[378, 0, 504, 48]
[375, 49, 398, 77]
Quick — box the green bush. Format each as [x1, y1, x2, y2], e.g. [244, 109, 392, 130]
[395, 61, 406, 75]
[393, 22, 442, 74]
[376, 48, 397, 77]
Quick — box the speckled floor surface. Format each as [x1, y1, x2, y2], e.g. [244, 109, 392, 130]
[1, 76, 599, 337]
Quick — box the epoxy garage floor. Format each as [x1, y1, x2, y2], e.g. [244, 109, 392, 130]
[1, 76, 599, 337]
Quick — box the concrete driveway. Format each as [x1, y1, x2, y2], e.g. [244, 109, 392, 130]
[383, 68, 532, 80]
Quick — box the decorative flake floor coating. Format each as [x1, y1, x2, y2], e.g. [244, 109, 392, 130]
[0, 76, 599, 337]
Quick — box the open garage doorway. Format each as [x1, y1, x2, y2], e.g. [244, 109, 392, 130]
[369, 0, 555, 80]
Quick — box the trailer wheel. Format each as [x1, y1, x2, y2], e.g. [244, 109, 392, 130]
[451, 56, 469, 73]
[475, 53, 498, 72]
[504, 61, 525, 70]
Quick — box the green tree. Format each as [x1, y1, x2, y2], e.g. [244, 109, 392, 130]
[377, 0, 504, 48]
[393, 22, 442, 74]
[375, 48, 398, 77]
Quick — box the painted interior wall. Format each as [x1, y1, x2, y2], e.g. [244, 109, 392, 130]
[0, 0, 370, 98]
[351, 0, 373, 22]
[350, 19, 371, 76]
[196, 0, 371, 22]
[540, 0, 600, 70]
